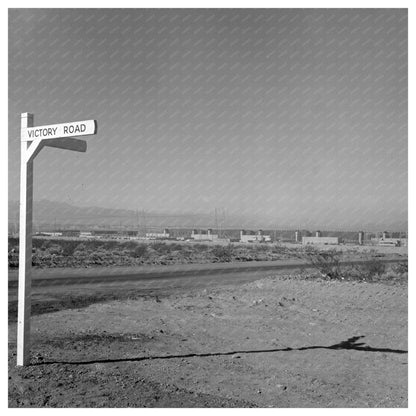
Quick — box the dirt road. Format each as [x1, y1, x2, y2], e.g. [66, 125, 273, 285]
[8, 256, 406, 285]
[8, 258, 406, 319]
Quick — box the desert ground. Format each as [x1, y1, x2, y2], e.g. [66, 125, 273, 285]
[8, 255, 407, 407]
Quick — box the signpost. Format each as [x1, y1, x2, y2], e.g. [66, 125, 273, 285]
[17, 113, 97, 366]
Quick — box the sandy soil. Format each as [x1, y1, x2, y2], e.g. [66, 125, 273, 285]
[8, 273, 407, 408]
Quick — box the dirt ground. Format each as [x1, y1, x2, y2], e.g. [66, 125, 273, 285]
[8, 272, 407, 408]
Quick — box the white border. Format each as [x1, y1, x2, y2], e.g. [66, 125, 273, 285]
[2, 2, 412, 415]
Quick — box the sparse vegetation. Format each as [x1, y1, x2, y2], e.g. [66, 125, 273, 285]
[296, 246, 343, 280]
[392, 262, 408, 275]
[357, 258, 386, 281]
[133, 244, 148, 258]
[7, 238, 407, 283]
[292, 246, 407, 283]
[8, 238, 293, 268]
[211, 244, 234, 262]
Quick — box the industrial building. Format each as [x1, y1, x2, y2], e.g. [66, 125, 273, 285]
[191, 229, 219, 241]
[302, 236, 339, 245]
[36, 231, 62, 237]
[146, 229, 170, 240]
[240, 230, 272, 243]
[79, 231, 94, 238]
[378, 237, 407, 247]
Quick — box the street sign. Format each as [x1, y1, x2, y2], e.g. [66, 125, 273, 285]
[17, 113, 97, 366]
[21, 119, 97, 141]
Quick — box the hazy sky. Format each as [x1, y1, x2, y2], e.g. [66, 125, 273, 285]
[8, 9, 407, 230]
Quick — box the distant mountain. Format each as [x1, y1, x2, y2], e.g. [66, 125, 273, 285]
[8, 199, 407, 233]
[7, 199, 262, 231]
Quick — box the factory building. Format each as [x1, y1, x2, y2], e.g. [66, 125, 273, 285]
[378, 237, 407, 247]
[240, 230, 271, 243]
[79, 231, 94, 238]
[302, 236, 339, 245]
[146, 229, 170, 240]
[36, 231, 63, 237]
[191, 229, 219, 241]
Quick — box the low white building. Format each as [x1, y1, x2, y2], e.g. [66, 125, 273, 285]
[191, 229, 219, 241]
[378, 238, 407, 247]
[79, 232, 95, 238]
[240, 230, 271, 243]
[146, 229, 170, 240]
[302, 236, 339, 245]
[37, 232, 62, 237]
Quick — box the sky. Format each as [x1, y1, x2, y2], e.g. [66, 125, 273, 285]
[8, 8, 407, 230]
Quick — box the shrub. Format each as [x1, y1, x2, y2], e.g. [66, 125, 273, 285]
[89, 251, 105, 265]
[151, 242, 171, 254]
[8, 237, 18, 249]
[271, 245, 289, 255]
[121, 241, 139, 250]
[358, 258, 386, 281]
[133, 244, 148, 258]
[253, 244, 271, 253]
[61, 240, 80, 256]
[211, 245, 233, 262]
[300, 247, 343, 279]
[9, 244, 19, 254]
[8, 252, 19, 268]
[48, 244, 63, 255]
[192, 244, 209, 252]
[74, 243, 87, 255]
[40, 240, 52, 251]
[168, 243, 184, 252]
[392, 262, 408, 275]
[102, 241, 119, 251]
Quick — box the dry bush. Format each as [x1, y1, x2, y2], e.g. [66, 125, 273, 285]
[297, 246, 343, 279]
[391, 262, 408, 275]
[211, 244, 234, 262]
[133, 244, 148, 258]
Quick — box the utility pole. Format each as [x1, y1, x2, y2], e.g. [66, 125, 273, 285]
[214, 208, 218, 237]
[143, 209, 147, 236]
[220, 208, 225, 239]
[136, 209, 139, 237]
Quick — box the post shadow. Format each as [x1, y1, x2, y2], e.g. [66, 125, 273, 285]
[31, 335, 407, 367]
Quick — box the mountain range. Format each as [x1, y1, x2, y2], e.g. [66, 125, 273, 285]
[8, 199, 407, 233]
[8, 199, 263, 231]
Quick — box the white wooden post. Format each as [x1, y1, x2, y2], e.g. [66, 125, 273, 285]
[16, 113, 96, 366]
[17, 113, 34, 366]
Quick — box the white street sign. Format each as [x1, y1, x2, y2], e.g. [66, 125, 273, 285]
[21, 119, 97, 141]
[17, 113, 97, 366]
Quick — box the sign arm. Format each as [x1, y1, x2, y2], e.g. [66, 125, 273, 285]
[44, 137, 87, 152]
[25, 137, 87, 163]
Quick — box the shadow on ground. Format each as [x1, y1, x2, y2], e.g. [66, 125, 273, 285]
[31, 336, 407, 367]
